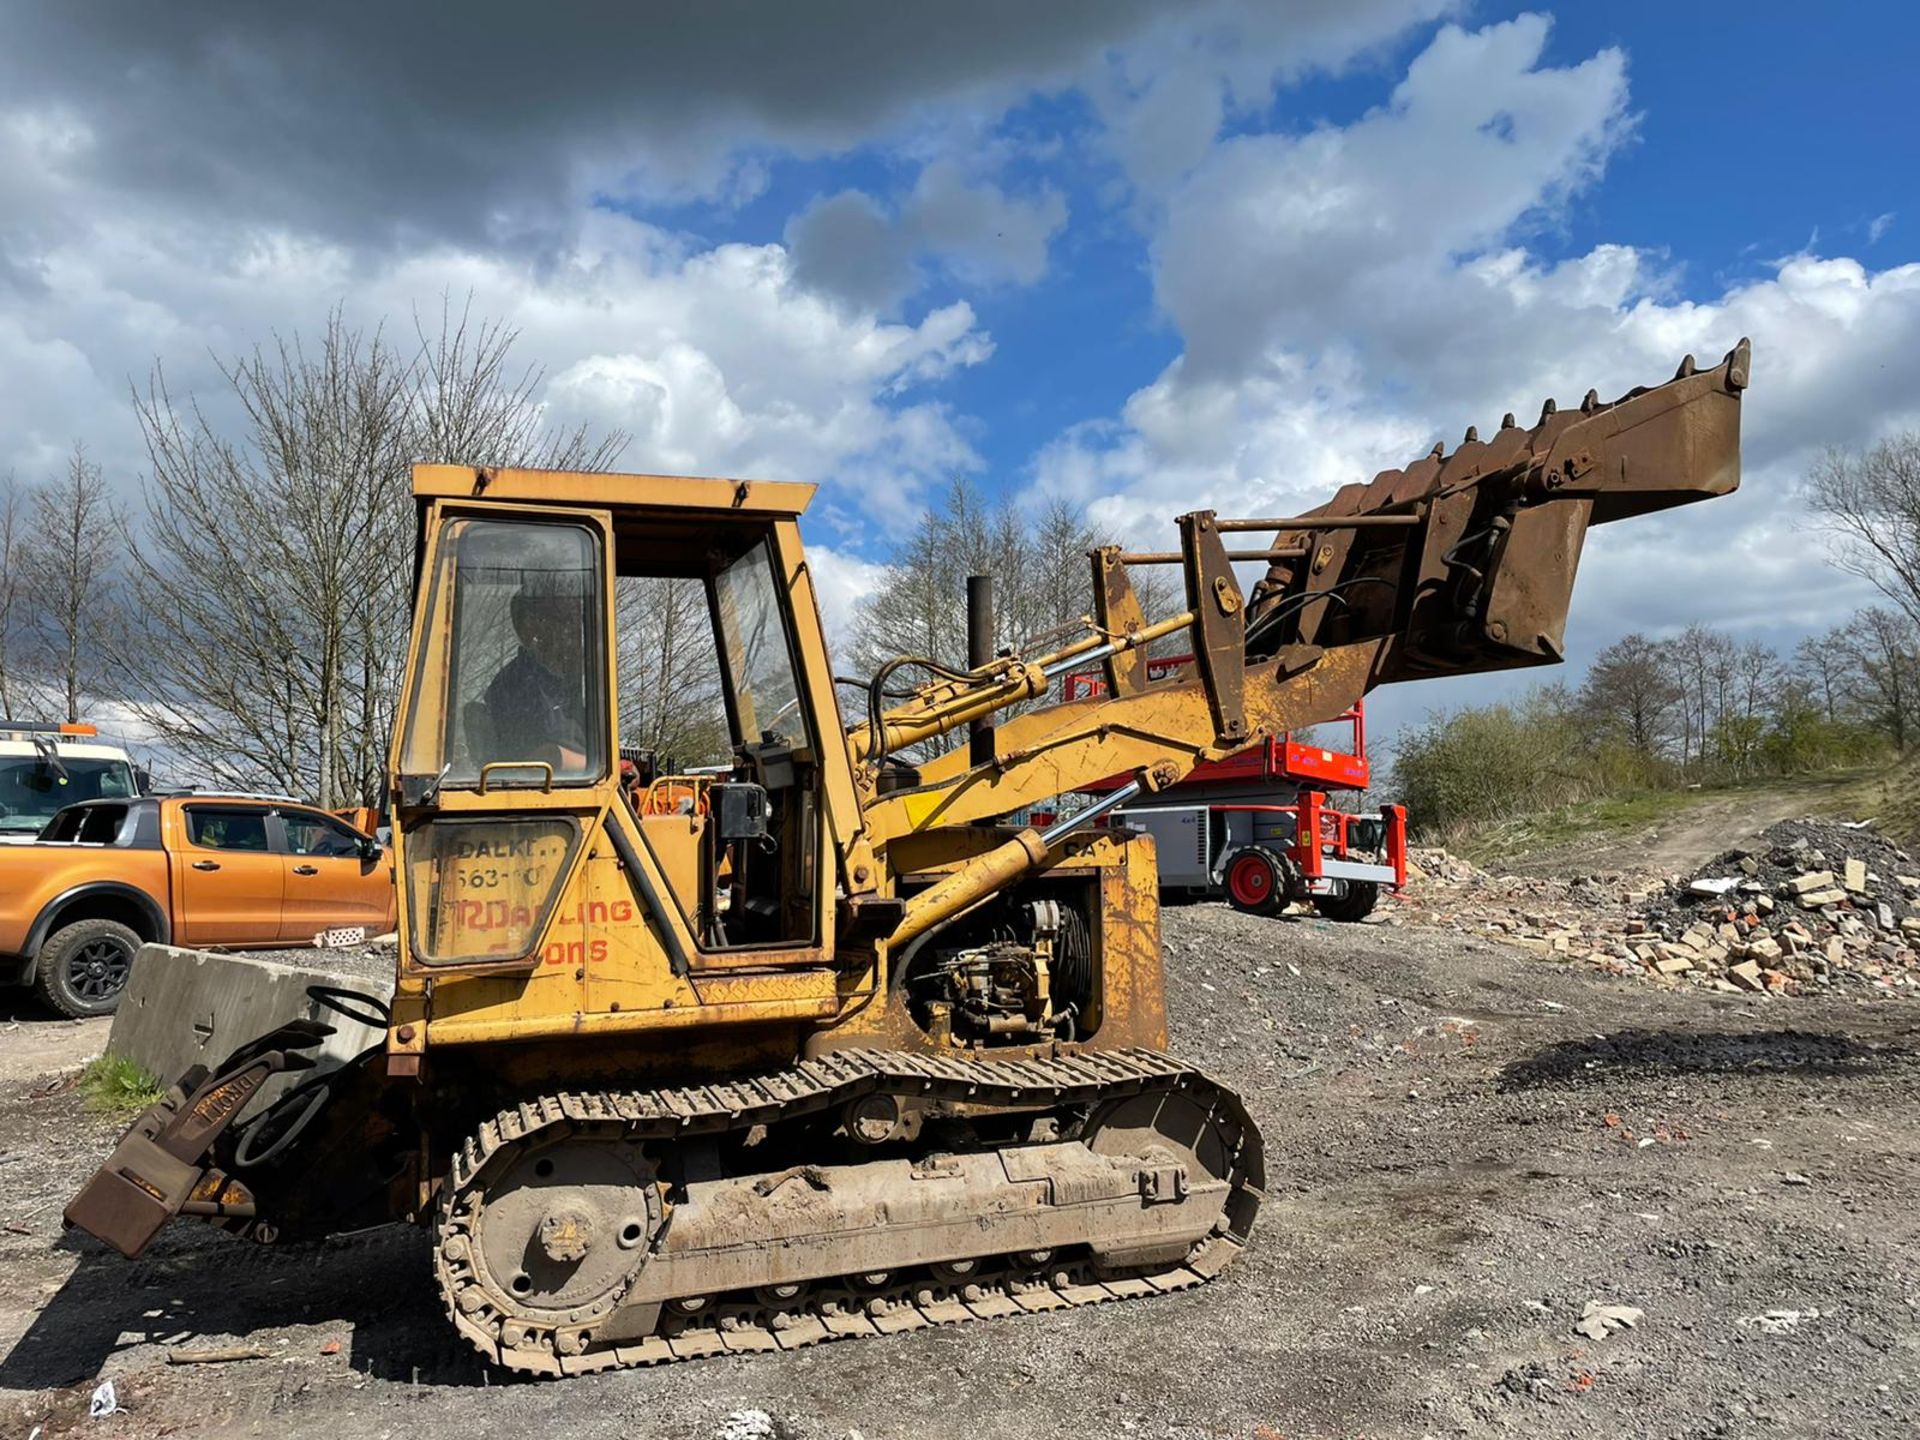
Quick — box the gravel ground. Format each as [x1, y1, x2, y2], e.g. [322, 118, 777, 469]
[4, 900, 1919, 1439]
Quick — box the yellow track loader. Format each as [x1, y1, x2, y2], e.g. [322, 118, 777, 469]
[67, 343, 1749, 1374]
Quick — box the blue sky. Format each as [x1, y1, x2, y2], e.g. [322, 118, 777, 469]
[3, 3, 1917, 748]
[623, 5, 1920, 511]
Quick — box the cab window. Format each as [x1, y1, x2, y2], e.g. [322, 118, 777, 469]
[282, 810, 367, 858]
[713, 540, 807, 748]
[185, 807, 270, 851]
[400, 518, 607, 788]
[611, 523, 824, 953]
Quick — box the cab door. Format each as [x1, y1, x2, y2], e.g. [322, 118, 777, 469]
[173, 804, 284, 946]
[392, 505, 619, 975]
[275, 806, 393, 941]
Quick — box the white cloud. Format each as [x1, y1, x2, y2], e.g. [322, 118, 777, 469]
[0, 3, 1452, 541]
[1032, 15, 1920, 736]
[1085, 0, 1460, 196]
[0, 2, 1447, 255]
[807, 545, 893, 662]
[1155, 15, 1633, 378]
[0, 196, 995, 535]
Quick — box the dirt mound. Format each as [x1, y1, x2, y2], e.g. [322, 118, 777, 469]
[1394, 818, 1920, 999]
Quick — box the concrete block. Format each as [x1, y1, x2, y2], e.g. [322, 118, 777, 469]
[108, 945, 393, 1109]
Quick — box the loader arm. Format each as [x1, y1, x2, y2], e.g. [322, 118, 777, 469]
[859, 342, 1748, 847]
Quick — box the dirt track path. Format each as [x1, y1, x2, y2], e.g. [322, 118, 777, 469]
[5, 902, 1919, 1439]
[1500, 774, 1866, 878]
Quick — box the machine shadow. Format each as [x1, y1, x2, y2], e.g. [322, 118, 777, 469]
[1498, 1026, 1917, 1092]
[0, 1226, 496, 1392]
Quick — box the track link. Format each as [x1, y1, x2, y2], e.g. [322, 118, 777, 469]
[436, 1048, 1264, 1376]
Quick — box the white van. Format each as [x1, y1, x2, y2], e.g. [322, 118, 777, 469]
[0, 723, 143, 842]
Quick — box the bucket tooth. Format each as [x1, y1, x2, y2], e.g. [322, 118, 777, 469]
[1500, 412, 1516, 430]
[1462, 425, 1479, 444]
[1428, 441, 1444, 459]
[1675, 353, 1696, 379]
[1539, 397, 1557, 421]
[1581, 388, 1600, 414]
[1724, 337, 1751, 390]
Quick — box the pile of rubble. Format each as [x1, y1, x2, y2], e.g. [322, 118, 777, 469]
[1392, 818, 1920, 997]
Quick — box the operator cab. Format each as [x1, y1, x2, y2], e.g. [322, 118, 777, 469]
[394, 475, 838, 972]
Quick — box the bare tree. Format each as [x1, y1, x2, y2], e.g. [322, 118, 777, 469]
[1729, 640, 1779, 722]
[115, 301, 625, 806]
[1808, 432, 1920, 627]
[851, 479, 1024, 675]
[851, 480, 1176, 676]
[1833, 607, 1919, 751]
[616, 576, 729, 766]
[21, 445, 120, 724]
[1665, 623, 1735, 771]
[1792, 630, 1851, 723]
[1580, 632, 1680, 756]
[0, 473, 27, 721]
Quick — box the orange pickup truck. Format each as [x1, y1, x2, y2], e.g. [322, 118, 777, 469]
[0, 794, 394, 1017]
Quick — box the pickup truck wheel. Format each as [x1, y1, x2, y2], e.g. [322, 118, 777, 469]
[35, 919, 140, 1018]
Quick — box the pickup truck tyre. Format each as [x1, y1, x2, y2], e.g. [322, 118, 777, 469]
[34, 918, 140, 1018]
[1314, 880, 1380, 924]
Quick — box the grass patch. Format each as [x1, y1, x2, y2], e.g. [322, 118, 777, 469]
[1832, 753, 1920, 849]
[1449, 788, 1698, 866]
[79, 1054, 164, 1114]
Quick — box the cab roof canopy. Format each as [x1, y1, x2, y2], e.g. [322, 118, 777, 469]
[412, 465, 814, 518]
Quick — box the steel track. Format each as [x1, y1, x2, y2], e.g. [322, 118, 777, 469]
[434, 1047, 1265, 1376]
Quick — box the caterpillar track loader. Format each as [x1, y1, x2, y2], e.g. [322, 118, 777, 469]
[66, 343, 1749, 1375]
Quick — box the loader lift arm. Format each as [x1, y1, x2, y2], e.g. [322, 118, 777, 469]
[857, 341, 1748, 946]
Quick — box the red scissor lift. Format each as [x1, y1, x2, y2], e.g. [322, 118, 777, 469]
[1060, 657, 1407, 921]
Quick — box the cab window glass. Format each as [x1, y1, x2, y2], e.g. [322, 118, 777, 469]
[283, 811, 365, 858]
[186, 807, 270, 851]
[0, 757, 135, 835]
[400, 518, 607, 787]
[712, 540, 807, 748]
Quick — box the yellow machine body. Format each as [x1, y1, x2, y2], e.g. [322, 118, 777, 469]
[65, 346, 1748, 1376]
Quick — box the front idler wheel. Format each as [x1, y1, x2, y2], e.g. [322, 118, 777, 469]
[439, 1134, 661, 1366]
